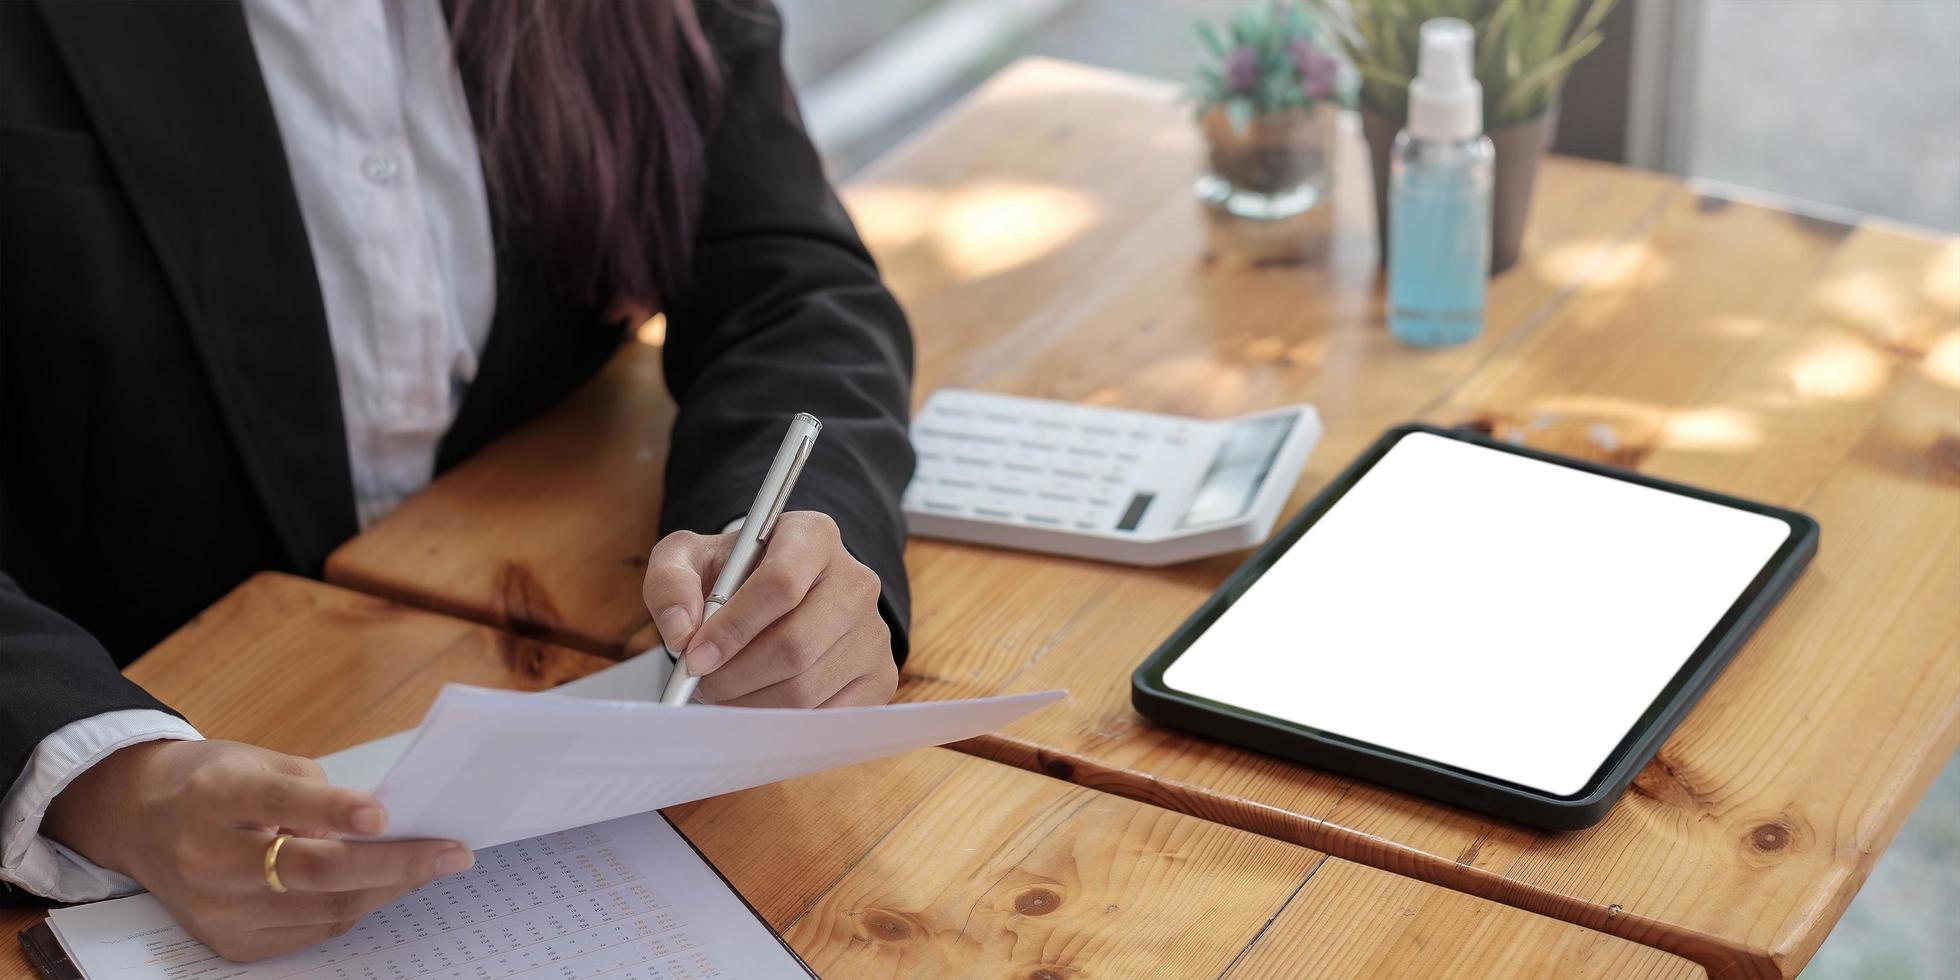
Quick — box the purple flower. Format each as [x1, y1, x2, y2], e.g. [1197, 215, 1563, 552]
[1292, 38, 1338, 99]
[1226, 45, 1259, 93]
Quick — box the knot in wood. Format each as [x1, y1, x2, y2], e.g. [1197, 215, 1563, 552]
[858, 908, 915, 942]
[1736, 811, 1809, 868]
[1749, 822, 1791, 853]
[1014, 887, 1062, 916]
[1039, 753, 1074, 780]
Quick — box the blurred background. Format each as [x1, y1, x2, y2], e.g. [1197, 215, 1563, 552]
[780, 0, 1960, 233]
[772, 1, 1959, 977]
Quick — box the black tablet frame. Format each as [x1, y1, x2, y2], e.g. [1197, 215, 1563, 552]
[1131, 423, 1819, 831]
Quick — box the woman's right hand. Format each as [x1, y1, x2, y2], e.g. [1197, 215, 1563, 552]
[42, 739, 474, 962]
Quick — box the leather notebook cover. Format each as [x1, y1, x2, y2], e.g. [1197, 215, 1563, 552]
[19, 921, 82, 980]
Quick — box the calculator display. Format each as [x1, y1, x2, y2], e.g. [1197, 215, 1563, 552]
[1179, 415, 1297, 527]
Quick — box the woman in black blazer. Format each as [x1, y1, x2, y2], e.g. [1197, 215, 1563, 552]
[0, 0, 912, 958]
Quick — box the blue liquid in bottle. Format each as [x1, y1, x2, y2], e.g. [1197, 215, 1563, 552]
[1387, 17, 1495, 348]
[1388, 132, 1493, 347]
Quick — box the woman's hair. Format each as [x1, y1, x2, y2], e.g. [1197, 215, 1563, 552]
[450, 0, 724, 318]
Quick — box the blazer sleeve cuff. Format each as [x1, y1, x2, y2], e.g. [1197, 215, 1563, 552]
[0, 710, 203, 903]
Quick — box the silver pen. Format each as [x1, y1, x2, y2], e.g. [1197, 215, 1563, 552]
[659, 413, 823, 705]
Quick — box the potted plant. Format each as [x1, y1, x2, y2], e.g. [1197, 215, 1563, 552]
[1190, 0, 1349, 235]
[1325, 0, 1617, 274]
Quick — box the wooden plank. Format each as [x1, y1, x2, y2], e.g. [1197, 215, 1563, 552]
[324, 58, 1677, 663]
[305, 55, 1960, 978]
[0, 914, 32, 980]
[124, 575, 609, 755]
[1222, 860, 1709, 980]
[754, 756, 1700, 979]
[960, 216, 1960, 978]
[326, 338, 674, 653]
[2, 576, 1705, 980]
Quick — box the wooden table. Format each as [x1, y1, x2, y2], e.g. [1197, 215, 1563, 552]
[322, 59, 1960, 978]
[325, 56, 1677, 656]
[3, 575, 1705, 980]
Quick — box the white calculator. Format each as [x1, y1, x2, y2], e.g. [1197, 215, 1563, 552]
[903, 390, 1322, 565]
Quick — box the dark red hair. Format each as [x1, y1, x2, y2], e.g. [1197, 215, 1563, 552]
[450, 0, 724, 317]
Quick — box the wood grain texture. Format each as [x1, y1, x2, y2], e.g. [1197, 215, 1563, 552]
[311, 58, 1960, 978]
[2, 576, 1704, 980]
[757, 757, 1698, 979]
[125, 574, 613, 756]
[957, 214, 1960, 980]
[1221, 859, 1710, 980]
[324, 57, 1676, 663]
[0, 914, 32, 980]
[327, 337, 674, 653]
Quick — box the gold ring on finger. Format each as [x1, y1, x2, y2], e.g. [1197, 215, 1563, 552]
[263, 833, 294, 894]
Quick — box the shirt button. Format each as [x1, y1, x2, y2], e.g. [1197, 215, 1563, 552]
[361, 152, 400, 185]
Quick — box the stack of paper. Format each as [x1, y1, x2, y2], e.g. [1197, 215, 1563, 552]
[360, 681, 1063, 848]
[48, 812, 808, 979]
[40, 651, 1065, 979]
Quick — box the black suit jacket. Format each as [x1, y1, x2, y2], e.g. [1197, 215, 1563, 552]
[0, 1, 915, 798]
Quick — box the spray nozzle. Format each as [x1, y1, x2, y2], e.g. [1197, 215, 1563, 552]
[1418, 19, 1475, 83]
[1407, 18, 1483, 141]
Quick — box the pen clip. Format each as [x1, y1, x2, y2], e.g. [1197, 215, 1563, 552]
[757, 431, 817, 540]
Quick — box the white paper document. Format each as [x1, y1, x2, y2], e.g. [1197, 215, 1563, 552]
[317, 649, 683, 792]
[364, 683, 1063, 849]
[42, 653, 1063, 979]
[48, 811, 808, 980]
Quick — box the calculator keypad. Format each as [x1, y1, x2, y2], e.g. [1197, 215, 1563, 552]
[906, 393, 1195, 532]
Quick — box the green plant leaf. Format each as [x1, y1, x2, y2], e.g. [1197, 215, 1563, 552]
[1290, 4, 1316, 42]
[1333, 0, 1615, 120]
[1346, 1, 1381, 50]
[1567, 0, 1618, 48]
[1354, 62, 1414, 91]
[1494, 28, 1600, 121]
[1504, 19, 1524, 88]
[1480, 0, 1519, 62]
[1197, 21, 1227, 61]
[1537, 0, 1581, 62]
[1191, 64, 1228, 108]
[1374, 9, 1410, 75]
[1196, 0, 1346, 112]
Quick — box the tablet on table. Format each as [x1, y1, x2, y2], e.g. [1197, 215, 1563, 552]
[1132, 424, 1817, 830]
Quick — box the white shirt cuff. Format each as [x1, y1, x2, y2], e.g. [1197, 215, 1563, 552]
[1, 709, 203, 903]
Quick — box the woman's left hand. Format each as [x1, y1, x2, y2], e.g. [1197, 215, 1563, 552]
[641, 511, 898, 707]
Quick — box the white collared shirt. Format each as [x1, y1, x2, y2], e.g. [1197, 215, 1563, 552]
[247, 0, 498, 528]
[1, 0, 496, 901]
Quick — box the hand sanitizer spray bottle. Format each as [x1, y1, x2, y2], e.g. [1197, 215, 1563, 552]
[1388, 18, 1495, 347]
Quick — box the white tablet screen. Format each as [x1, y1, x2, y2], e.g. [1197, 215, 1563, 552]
[1160, 431, 1792, 797]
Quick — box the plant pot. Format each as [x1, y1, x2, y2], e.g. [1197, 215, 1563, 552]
[1196, 104, 1333, 221]
[1360, 107, 1398, 265]
[1488, 107, 1558, 276]
[1195, 103, 1337, 265]
[1360, 105, 1559, 277]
